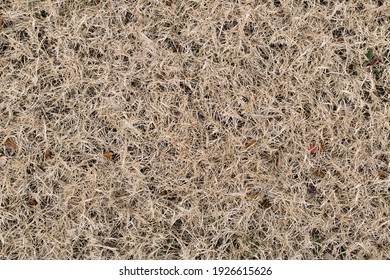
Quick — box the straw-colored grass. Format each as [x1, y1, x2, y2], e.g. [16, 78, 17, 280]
[0, 0, 389, 259]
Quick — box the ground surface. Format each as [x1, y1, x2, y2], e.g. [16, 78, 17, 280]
[0, 0, 389, 259]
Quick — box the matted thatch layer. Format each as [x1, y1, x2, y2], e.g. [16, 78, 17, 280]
[0, 0, 389, 259]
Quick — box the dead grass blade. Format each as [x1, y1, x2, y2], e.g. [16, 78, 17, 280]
[4, 138, 18, 152]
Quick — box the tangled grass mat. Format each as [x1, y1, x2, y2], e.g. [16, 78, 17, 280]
[0, 0, 389, 259]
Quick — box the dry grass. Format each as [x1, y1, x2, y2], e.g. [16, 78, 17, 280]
[0, 0, 389, 260]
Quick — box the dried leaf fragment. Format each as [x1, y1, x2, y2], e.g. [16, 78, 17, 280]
[313, 169, 326, 177]
[44, 150, 53, 160]
[29, 198, 38, 207]
[171, 3, 177, 13]
[0, 16, 3, 32]
[4, 138, 18, 152]
[378, 172, 388, 179]
[369, 55, 381, 66]
[309, 144, 317, 154]
[0, 156, 7, 167]
[103, 151, 114, 161]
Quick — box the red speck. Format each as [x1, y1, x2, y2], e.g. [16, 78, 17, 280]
[309, 144, 318, 154]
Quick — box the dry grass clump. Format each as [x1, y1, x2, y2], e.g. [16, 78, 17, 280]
[0, 0, 389, 259]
